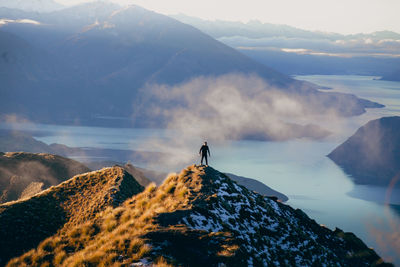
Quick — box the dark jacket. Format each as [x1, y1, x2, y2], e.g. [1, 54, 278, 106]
[199, 145, 210, 156]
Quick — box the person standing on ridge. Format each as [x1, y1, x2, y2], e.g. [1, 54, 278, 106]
[199, 141, 211, 166]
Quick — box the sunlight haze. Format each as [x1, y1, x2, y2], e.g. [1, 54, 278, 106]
[54, 0, 400, 34]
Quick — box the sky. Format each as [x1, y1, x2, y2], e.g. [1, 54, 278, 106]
[54, 0, 400, 34]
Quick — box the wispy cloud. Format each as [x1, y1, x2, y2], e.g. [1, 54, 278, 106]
[134, 74, 345, 169]
[0, 19, 41, 26]
[222, 36, 400, 58]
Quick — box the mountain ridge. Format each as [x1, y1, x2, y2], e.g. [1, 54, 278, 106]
[0, 166, 144, 265]
[172, 14, 400, 40]
[4, 165, 390, 266]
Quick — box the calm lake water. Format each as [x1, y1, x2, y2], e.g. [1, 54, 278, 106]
[4, 75, 400, 264]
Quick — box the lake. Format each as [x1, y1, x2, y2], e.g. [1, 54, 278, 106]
[4, 75, 400, 264]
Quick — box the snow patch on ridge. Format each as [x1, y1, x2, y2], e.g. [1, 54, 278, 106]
[179, 172, 347, 265]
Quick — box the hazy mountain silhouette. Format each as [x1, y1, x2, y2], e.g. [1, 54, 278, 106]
[381, 69, 400, 81]
[0, 152, 90, 203]
[328, 116, 400, 187]
[173, 15, 400, 77]
[0, 2, 382, 127]
[0, 129, 165, 165]
[173, 15, 400, 42]
[3, 165, 390, 266]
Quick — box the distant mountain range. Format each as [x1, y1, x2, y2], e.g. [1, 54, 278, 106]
[173, 14, 400, 41]
[0, 129, 164, 164]
[0, 2, 383, 133]
[173, 15, 400, 79]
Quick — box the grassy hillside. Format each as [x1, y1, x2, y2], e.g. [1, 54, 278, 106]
[0, 152, 90, 203]
[0, 166, 143, 265]
[6, 165, 390, 266]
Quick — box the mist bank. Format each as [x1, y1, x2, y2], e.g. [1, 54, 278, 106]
[139, 74, 381, 143]
[0, 2, 382, 132]
[0, 129, 165, 165]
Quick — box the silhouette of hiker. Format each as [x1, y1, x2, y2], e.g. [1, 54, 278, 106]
[199, 141, 211, 166]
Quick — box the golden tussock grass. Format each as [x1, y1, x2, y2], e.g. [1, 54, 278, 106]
[7, 165, 208, 266]
[155, 256, 174, 267]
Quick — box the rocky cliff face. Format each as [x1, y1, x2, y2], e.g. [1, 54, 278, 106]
[328, 116, 400, 187]
[0, 166, 143, 265]
[5, 165, 390, 266]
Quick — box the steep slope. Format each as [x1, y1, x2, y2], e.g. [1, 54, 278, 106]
[0, 152, 90, 203]
[328, 116, 400, 187]
[87, 162, 156, 187]
[381, 69, 400, 81]
[0, 30, 50, 89]
[123, 163, 153, 187]
[0, 3, 382, 127]
[225, 172, 288, 202]
[0, 29, 62, 122]
[0, 166, 143, 265]
[7, 165, 389, 266]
